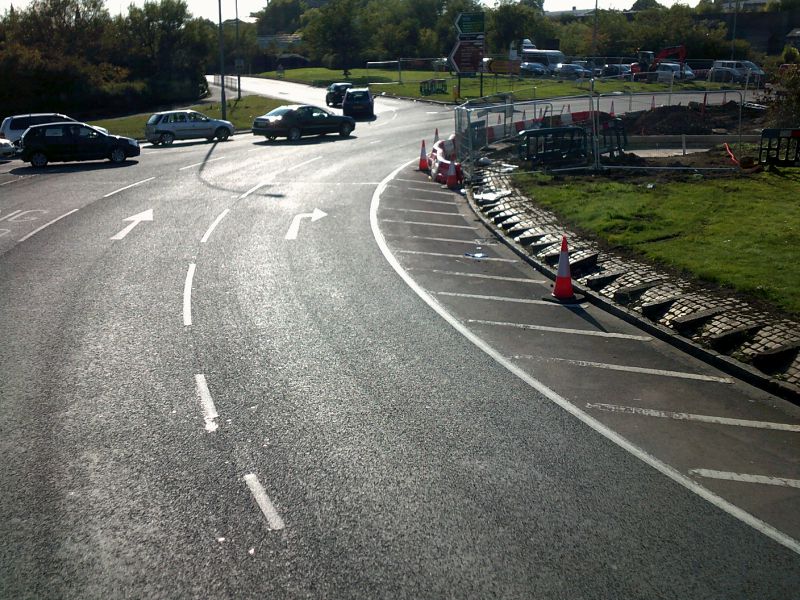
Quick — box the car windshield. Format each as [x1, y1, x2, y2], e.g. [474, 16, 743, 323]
[741, 61, 762, 71]
[266, 107, 294, 117]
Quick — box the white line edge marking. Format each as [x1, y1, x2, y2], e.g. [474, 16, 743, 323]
[243, 474, 286, 530]
[380, 219, 476, 230]
[194, 374, 219, 432]
[103, 177, 156, 198]
[587, 403, 800, 430]
[393, 235, 489, 244]
[517, 357, 733, 383]
[183, 263, 196, 326]
[690, 469, 800, 489]
[470, 319, 651, 341]
[18, 209, 78, 242]
[400, 250, 517, 263]
[286, 156, 322, 172]
[436, 291, 586, 306]
[389, 185, 456, 196]
[369, 160, 800, 556]
[419, 269, 545, 284]
[179, 156, 226, 171]
[201, 209, 230, 243]
[395, 197, 457, 206]
[382, 207, 461, 216]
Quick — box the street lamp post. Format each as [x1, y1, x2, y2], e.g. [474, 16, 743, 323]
[218, 0, 227, 120]
[236, 0, 241, 100]
[730, 0, 739, 60]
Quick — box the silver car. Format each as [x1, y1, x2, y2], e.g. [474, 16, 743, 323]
[145, 110, 234, 145]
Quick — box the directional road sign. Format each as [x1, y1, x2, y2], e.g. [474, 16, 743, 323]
[455, 12, 484, 35]
[448, 37, 484, 74]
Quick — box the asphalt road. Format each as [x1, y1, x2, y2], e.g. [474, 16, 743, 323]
[0, 78, 798, 599]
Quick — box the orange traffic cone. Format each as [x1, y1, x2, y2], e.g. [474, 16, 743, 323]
[551, 236, 576, 301]
[445, 158, 458, 189]
[433, 128, 439, 144]
[609, 100, 615, 117]
[418, 140, 429, 171]
[650, 96, 656, 111]
[722, 92, 727, 104]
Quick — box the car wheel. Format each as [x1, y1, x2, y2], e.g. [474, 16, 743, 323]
[109, 147, 126, 164]
[339, 123, 352, 137]
[159, 132, 175, 146]
[30, 152, 48, 168]
[215, 127, 230, 142]
[287, 127, 301, 142]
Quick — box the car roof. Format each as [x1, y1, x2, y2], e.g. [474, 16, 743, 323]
[8, 112, 71, 118]
[152, 109, 202, 115]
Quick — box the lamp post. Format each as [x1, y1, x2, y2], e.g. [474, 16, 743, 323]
[730, 0, 739, 60]
[218, 0, 227, 120]
[235, 0, 241, 100]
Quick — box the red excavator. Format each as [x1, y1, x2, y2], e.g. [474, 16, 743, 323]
[631, 45, 687, 80]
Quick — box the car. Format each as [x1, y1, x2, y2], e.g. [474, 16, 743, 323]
[19, 121, 139, 168]
[325, 82, 353, 107]
[144, 110, 233, 146]
[519, 62, 548, 77]
[656, 62, 695, 81]
[0, 113, 108, 144]
[708, 60, 766, 87]
[602, 64, 632, 79]
[252, 105, 355, 141]
[341, 87, 374, 118]
[553, 63, 592, 79]
[0, 137, 17, 159]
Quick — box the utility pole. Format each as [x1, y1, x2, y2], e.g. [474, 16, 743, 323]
[218, 0, 227, 120]
[730, 0, 739, 60]
[236, 0, 241, 100]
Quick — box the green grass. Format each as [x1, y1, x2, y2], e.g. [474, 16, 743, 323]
[513, 169, 800, 315]
[267, 67, 727, 103]
[89, 95, 285, 140]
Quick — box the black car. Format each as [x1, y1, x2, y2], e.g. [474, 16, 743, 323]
[20, 122, 140, 167]
[252, 105, 355, 142]
[341, 88, 374, 118]
[325, 82, 353, 107]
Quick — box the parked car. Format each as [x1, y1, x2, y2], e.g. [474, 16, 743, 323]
[520, 62, 548, 77]
[708, 60, 766, 86]
[252, 105, 355, 141]
[553, 63, 592, 79]
[19, 122, 139, 168]
[0, 137, 17, 159]
[656, 62, 695, 81]
[144, 110, 233, 146]
[325, 82, 353, 107]
[341, 87, 374, 118]
[602, 64, 632, 79]
[0, 113, 108, 144]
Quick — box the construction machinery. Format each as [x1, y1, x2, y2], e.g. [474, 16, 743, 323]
[631, 45, 687, 81]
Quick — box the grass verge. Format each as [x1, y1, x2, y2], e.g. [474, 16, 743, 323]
[89, 95, 284, 140]
[513, 167, 800, 316]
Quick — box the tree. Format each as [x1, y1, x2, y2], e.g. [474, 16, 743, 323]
[253, 0, 306, 36]
[630, 0, 663, 10]
[302, 0, 368, 73]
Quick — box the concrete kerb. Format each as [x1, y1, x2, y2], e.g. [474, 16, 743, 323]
[464, 182, 800, 407]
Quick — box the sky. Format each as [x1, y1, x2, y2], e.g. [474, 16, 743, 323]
[0, 0, 699, 23]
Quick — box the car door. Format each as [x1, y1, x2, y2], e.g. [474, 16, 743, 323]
[189, 112, 214, 138]
[308, 107, 334, 135]
[293, 107, 314, 135]
[41, 125, 72, 161]
[73, 125, 108, 161]
[171, 112, 191, 140]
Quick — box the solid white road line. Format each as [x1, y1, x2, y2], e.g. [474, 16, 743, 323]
[103, 177, 156, 198]
[417, 269, 545, 284]
[286, 156, 322, 172]
[18, 209, 78, 242]
[370, 159, 800, 556]
[399, 186, 456, 196]
[401, 198, 457, 206]
[437, 291, 586, 306]
[470, 319, 652, 341]
[380, 219, 476, 230]
[183, 263, 196, 326]
[521, 359, 733, 383]
[194, 374, 219, 432]
[587, 403, 800, 430]
[243, 474, 286, 530]
[179, 156, 226, 171]
[399, 250, 516, 263]
[382, 207, 460, 216]
[394, 235, 484, 244]
[0, 176, 34, 187]
[201, 209, 230, 243]
[690, 469, 800, 489]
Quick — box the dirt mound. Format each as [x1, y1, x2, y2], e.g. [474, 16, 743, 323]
[620, 101, 768, 136]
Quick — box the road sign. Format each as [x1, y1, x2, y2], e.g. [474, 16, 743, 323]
[448, 37, 484, 74]
[455, 12, 484, 35]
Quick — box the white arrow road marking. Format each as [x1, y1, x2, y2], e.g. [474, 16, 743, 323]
[194, 374, 219, 432]
[110, 209, 153, 240]
[285, 208, 327, 240]
[244, 474, 285, 530]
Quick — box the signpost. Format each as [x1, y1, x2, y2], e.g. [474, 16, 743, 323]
[450, 12, 486, 97]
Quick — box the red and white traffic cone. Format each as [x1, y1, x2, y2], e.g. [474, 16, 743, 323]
[418, 140, 429, 171]
[433, 128, 439, 144]
[550, 236, 579, 302]
[609, 100, 615, 117]
[445, 158, 458, 189]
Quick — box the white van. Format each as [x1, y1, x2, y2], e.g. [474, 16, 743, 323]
[520, 49, 567, 74]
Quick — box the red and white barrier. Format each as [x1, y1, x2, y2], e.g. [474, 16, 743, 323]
[427, 137, 463, 186]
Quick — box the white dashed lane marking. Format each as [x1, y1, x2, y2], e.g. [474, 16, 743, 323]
[244, 474, 285, 530]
